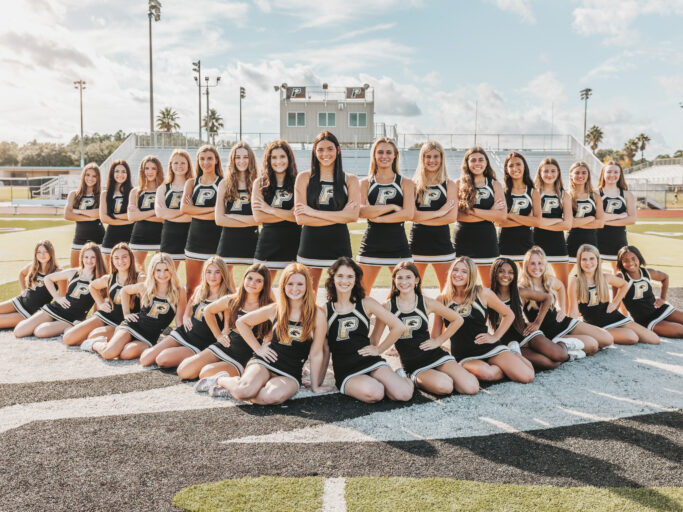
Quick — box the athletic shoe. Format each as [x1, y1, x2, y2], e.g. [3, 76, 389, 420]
[567, 349, 586, 361]
[560, 337, 585, 351]
[507, 341, 522, 355]
[80, 336, 106, 352]
[396, 368, 408, 378]
[209, 384, 232, 398]
[195, 371, 229, 393]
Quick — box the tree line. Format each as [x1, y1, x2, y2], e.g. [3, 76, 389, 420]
[584, 126, 682, 168]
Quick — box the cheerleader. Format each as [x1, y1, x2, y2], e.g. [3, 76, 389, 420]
[139, 256, 231, 368]
[568, 244, 659, 345]
[216, 142, 259, 290]
[183, 264, 274, 383]
[533, 158, 572, 289]
[566, 162, 604, 262]
[156, 149, 192, 267]
[597, 160, 636, 270]
[357, 137, 414, 292]
[294, 131, 360, 291]
[0, 240, 60, 329]
[128, 156, 164, 268]
[99, 160, 134, 268]
[410, 141, 457, 290]
[617, 245, 683, 338]
[63, 243, 141, 347]
[325, 257, 416, 402]
[252, 140, 301, 279]
[86, 253, 186, 360]
[65, 163, 104, 268]
[520, 246, 608, 354]
[497, 152, 540, 261]
[14, 242, 106, 338]
[211, 263, 332, 404]
[181, 145, 224, 296]
[453, 147, 506, 287]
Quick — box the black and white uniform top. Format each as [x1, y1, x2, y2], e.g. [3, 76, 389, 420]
[249, 319, 313, 389]
[171, 299, 224, 354]
[101, 193, 133, 253]
[297, 178, 353, 268]
[597, 188, 628, 260]
[326, 300, 389, 393]
[12, 273, 52, 319]
[390, 294, 454, 377]
[94, 272, 139, 327]
[523, 291, 578, 342]
[184, 176, 223, 260]
[41, 272, 94, 325]
[117, 295, 175, 346]
[453, 178, 499, 264]
[160, 183, 191, 260]
[533, 192, 568, 262]
[71, 194, 104, 250]
[446, 294, 509, 362]
[253, 185, 301, 269]
[620, 268, 675, 329]
[208, 309, 258, 375]
[217, 188, 259, 265]
[409, 181, 455, 263]
[578, 284, 630, 330]
[357, 175, 411, 266]
[129, 190, 163, 251]
[499, 185, 534, 261]
[498, 298, 543, 347]
[566, 195, 598, 262]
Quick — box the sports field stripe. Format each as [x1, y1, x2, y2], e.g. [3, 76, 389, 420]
[635, 358, 683, 376]
[322, 477, 346, 512]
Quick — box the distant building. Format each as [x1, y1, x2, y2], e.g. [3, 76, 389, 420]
[276, 84, 374, 144]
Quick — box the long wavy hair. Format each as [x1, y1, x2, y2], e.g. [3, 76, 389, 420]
[520, 246, 557, 309]
[441, 256, 480, 308]
[109, 242, 140, 308]
[389, 261, 422, 299]
[503, 152, 533, 206]
[140, 253, 182, 311]
[308, 131, 346, 209]
[195, 144, 224, 179]
[165, 149, 193, 185]
[369, 137, 400, 178]
[534, 157, 564, 198]
[598, 160, 628, 191]
[568, 161, 597, 211]
[276, 263, 317, 344]
[26, 240, 58, 288]
[224, 142, 258, 204]
[575, 244, 609, 304]
[414, 140, 448, 203]
[260, 140, 297, 203]
[73, 162, 101, 210]
[325, 257, 365, 304]
[459, 146, 497, 211]
[224, 263, 274, 339]
[105, 160, 132, 216]
[190, 256, 233, 306]
[616, 245, 646, 276]
[138, 156, 164, 190]
[489, 258, 525, 333]
[78, 242, 106, 280]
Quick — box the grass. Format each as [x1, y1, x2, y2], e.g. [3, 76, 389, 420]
[0, 186, 31, 201]
[0, 218, 71, 233]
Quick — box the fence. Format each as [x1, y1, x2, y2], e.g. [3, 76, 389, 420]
[625, 157, 683, 174]
[0, 176, 63, 202]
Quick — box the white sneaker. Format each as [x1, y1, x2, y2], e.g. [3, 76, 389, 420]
[80, 336, 106, 352]
[195, 371, 228, 393]
[209, 384, 232, 398]
[396, 368, 408, 378]
[560, 337, 584, 351]
[507, 341, 522, 355]
[567, 349, 586, 361]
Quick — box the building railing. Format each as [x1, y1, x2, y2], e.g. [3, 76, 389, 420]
[625, 158, 683, 174]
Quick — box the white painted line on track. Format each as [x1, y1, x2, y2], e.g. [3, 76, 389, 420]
[635, 358, 683, 376]
[479, 417, 519, 433]
[556, 407, 614, 422]
[532, 418, 552, 427]
[322, 478, 346, 512]
[586, 390, 678, 411]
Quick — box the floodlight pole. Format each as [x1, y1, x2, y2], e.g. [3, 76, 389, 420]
[148, 0, 161, 144]
[74, 80, 86, 167]
[580, 88, 592, 145]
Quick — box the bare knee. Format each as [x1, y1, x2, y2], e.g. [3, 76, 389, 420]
[421, 375, 453, 396]
[155, 351, 178, 368]
[139, 351, 156, 366]
[354, 384, 385, 403]
[34, 325, 53, 338]
[386, 381, 414, 402]
[511, 366, 535, 384]
[62, 330, 80, 346]
[597, 331, 614, 348]
[231, 381, 258, 401]
[478, 366, 503, 381]
[13, 324, 28, 338]
[177, 362, 198, 380]
[101, 348, 119, 360]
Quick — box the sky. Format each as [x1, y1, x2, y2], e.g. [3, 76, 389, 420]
[1, 0, 682, 156]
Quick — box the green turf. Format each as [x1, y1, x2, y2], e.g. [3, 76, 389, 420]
[0, 219, 72, 233]
[173, 476, 324, 512]
[628, 221, 683, 241]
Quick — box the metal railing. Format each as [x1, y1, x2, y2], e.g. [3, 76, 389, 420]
[624, 157, 683, 174]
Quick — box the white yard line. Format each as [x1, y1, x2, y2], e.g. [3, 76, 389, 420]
[322, 478, 346, 512]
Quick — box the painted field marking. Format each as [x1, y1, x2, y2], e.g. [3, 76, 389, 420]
[635, 358, 683, 376]
[322, 477, 346, 512]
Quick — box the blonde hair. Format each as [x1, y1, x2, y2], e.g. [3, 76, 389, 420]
[165, 149, 193, 184]
[575, 244, 610, 303]
[441, 256, 480, 308]
[534, 157, 564, 198]
[568, 161, 596, 211]
[26, 240, 58, 288]
[138, 155, 164, 189]
[140, 253, 182, 311]
[276, 263, 317, 344]
[190, 256, 233, 306]
[520, 246, 557, 308]
[224, 142, 258, 203]
[597, 160, 628, 190]
[414, 141, 447, 203]
[369, 137, 400, 177]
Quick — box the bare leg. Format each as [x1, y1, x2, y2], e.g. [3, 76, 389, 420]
[430, 360, 479, 394]
[251, 376, 299, 405]
[308, 268, 323, 295]
[487, 351, 535, 383]
[521, 347, 562, 370]
[342, 374, 385, 403]
[477, 265, 492, 287]
[462, 359, 504, 382]
[197, 361, 240, 379]
[63, 316, 104, 346]
[359, 265, 383, 296]
[95, 330, 133, 359]
[218, 364, 270, 401]
[102, 253, 111, 271]
[527, 334, 569, 362]
[0, 299, 19, 314]
[133, 251, 148, 271]
[226, 265, 236, 292]
[119, 340, 149, 360]
[369, 365, 414, 401]
[654, 320, 683, 338]
[625, 321, 660, 344]
[432, 262, 453, 291]
[70, 250, 80, 269]
[177, 350, 221, 380]
[156, 346, 195, 368]
[570, 321, 613, 349]
[185, 258, 205, 298]
[14, 311, 53, 338]
[139, 336, 180, 366]
[34, 320, 70, 338]
[86, 325, 116, 341]
[607, 326, 638, 345]
[551, 262, 569, 291]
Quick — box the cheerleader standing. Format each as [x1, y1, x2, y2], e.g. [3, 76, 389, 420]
[409, 141, 457, 290]
[453, 147, 506, 287]
[497, 152, 540, 261]
[156, 150, 192, 266]
[357, 137, 414, 292]
[100, 160, 134, 268]
[295, 131, 360, 291]
[216, 142, 260, 290]
[128, 156, 164, 268]
[597, 160, 636, 270]
[0, 240, 60, 328]
[65, 163, 104, 268]
[566, 162, 604, 262]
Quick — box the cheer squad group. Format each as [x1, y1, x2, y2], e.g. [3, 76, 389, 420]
[1, 131, 681, 405]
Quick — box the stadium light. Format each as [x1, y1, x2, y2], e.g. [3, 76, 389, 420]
[148, 0, 161, 143]
[580, 88, 592, 146]
[240, 87, 246, 141]
[192, 60, 202, 143]
[73, 80, 86, 167]
[202, 75, 221, 144]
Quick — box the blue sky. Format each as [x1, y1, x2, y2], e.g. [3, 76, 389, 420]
[1, 0, 682, 156]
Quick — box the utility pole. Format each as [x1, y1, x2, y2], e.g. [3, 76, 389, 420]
[73, 80, 86, 167]
[148, 0, 161, 143]
[193, 60, 202, 143]
[239, 86, 246, 141]
[580, 88, 592, 145]
[203, 76, 221, 144]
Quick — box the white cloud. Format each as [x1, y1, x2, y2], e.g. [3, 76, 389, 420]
[487, 0, 535, 23]
[655, 74, 683, 97]
[582, 52, 636, 81]
[523, 72, 565, 106]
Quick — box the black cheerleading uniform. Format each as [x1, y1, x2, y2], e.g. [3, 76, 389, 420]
[447, 294, 509, 362]
[621, 268, 675, 329]
[533, 192, 568, 262]
[578, 284, 630, 329]
[498, 298, 542, 347]
[326, 300, 389, 393]
[93, 272, 139, 327]
[101, 193, 133, 254]
[598, 188, 629, 260]
[409, 181, 455, 263]
[42, 272, 94, 325]
[297, 178, 352, 268]
[217, 188, 259, 265]
[208, 310, 258, 375]
[253, 185, 301, 269]
[171, 299, 224, 353]
[523, 298, 578, 342]
[499, 186, 534, 261]
[118, 295, 175, 346]
[71, 194, 104, 250]
[453, 178, 499, 264]
[12, 273, 52, 319]
[357, 175, 411, 266]
[567, 195, 598, 262]
[391, 294, 454, 377]
[249, 319, 313, 389]
[159, 184, 190, 260]
[129, 190, 162, 251]
[184, 176, 223, 260]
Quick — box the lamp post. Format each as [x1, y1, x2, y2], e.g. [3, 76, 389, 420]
[148, 0, 161, 143]
[239, 86, 245, 141]
[203, 76, 221, 144]
[192, 60, 201, 143]
[580, 88, 592, 145]
[73, 80, 86, 167]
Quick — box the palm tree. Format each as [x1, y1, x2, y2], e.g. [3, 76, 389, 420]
[635, 133, 651, 162]
[203, 109, 224, 145]
[156, 107, 180, 132]
[623, 138, 638, 163]
[585, 125, 604, 153]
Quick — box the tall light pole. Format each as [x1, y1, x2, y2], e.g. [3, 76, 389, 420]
[203, 76, 221, 144]
[192, 60, 202, 143]
[73, 80, 86, 167]
[239, 86, 245, 141]
[580, 87, 592, 145]
[148, 0, 161, 141]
